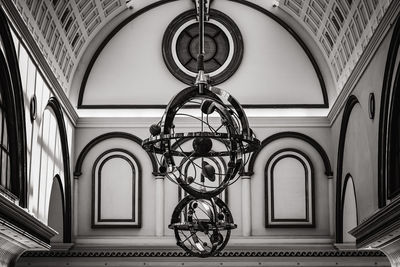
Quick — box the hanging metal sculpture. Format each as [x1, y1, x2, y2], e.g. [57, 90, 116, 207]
[142, 0, 260, 257]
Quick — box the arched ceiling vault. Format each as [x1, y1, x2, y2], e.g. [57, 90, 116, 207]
[2, 0, 394, 113]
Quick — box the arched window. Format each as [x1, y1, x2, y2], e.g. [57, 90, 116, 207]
[387, 62, 400, 198]
[92, 149, 141, 228]
[379, 16, 400, 203]
[0, 8, 27, 205]
[0, 90, 11, 195]
[265, 149, 315, 227]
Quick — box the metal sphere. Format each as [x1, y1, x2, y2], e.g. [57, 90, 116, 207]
[169, 195, 236, 257]
[192, 137, 213, 155]
[149, 124, 161, 136]
[142, 86, 260, 199]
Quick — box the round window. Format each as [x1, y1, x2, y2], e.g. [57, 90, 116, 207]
[162, 9, 243, 85]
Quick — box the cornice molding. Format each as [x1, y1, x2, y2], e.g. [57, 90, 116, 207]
[0, 195, 57, 246]
[0, 196, 55, 266]
[21, 249, 384, 258]
[327, 0, 400, 125]
[0, 1, 79, 126]
[349, 196, 400, 249]
[76, 116, 331, 128]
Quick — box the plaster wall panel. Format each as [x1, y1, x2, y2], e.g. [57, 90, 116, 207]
[82, 1, 325, 107]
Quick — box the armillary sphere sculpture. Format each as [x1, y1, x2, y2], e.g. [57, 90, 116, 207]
[142, 0, 260, 257]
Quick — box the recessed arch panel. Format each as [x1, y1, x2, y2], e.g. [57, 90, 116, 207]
[265, 149, 315, 228]
[92, 148, 141, 228]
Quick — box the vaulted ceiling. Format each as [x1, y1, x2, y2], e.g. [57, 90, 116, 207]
[1, 0, 394, 113]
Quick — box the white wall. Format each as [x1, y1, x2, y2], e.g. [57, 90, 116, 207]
[73, 124, 332, 240]
[13, 31, 75, 229]
[330, 19, 397, 236]
[82, 1, 325, 107]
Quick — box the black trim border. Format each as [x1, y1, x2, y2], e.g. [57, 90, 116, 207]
[248, 131, 332, 177]
[378, 15, 400, 207]
[368, 93, 375, 120]
[341, 173, 359, 228]
[46, 97, 72, 243]
[74, 132, 158, 177]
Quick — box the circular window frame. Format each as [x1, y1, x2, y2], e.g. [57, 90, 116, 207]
[162, 9, 243, 85]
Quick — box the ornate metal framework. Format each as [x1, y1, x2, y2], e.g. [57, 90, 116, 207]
[142, 0, 259, 257]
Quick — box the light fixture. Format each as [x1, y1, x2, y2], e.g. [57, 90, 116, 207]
[142, 0, 260, 257]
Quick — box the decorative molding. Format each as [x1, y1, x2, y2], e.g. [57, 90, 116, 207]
[78, 104, 331, 109]
[248, 131, 332, 176]
[265, 149, 315, 228]
[327, 0, 400, 125]
[282, 0, 392, 89]
[0, 195, 56, 246]
[29, 94, 37, 121]
[368, 92, 375, 120]
[349, 195, 400, 250]
[21, 249, 385, 258]
[45, 97, 72, 243]
[76, 116, 332, 128]
[74, 132, 157, 176]
[335, 95, 359, 243]
[0, 214, 53, 267]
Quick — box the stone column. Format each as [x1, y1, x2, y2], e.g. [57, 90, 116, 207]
[154, 173, 165, 237]
[241, 172, 253, 237]
[328, 175, 334, 237]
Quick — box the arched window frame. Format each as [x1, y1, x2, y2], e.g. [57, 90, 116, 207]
[0, 8, 27, 206]
[265, 149, 315, 228]
[44, 97, 72, 243]
[379, 15, 400, 203]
